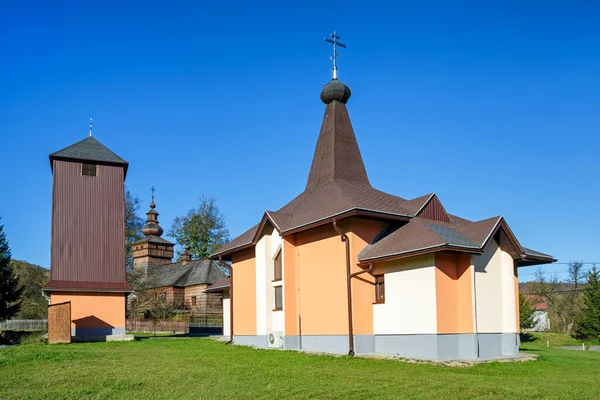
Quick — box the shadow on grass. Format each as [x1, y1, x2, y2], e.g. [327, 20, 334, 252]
[520, 333, 538, 343]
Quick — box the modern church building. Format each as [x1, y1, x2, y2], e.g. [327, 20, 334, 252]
[211, 35, 554, 360]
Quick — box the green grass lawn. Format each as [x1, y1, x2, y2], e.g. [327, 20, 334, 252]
[1, 334, 599, 400]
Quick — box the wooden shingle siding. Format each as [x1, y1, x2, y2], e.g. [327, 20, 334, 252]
[50, 160, 126, 285]
[417, 195, 451, 223]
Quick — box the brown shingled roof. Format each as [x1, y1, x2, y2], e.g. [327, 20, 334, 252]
[212, 101, 418, 258]
[211, 83, 555, 266]
[205, 277, 231, 293]
[358, 216, 555, 265]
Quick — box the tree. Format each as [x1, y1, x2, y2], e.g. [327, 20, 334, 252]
[126, 268, 159, 319]
[519, 294, 535, 330]
[125, 188, 145, 270]
[0, 218, 23, 322]
[529, 262, 584, 335]
[576, 266, 600, 339]
[11, 260, 49, 320]
[168, 195, 230, 260]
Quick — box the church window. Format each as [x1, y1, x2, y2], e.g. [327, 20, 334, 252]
[191, 296, 196, 306]
[161, 291, 166, 302]
[375, 275, 385, 303]
[82, 163, 97, 176]
[273, 250, 282, 281]
[274, 286, 283, 311]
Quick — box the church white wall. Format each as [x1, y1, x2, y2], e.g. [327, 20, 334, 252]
[473, 240, 517, 333]
[501, 249, 517, 333]
[255, 228, 284, 336]
[373, 255, 437, 335]
[269, 232, 284, 333]
[222, 291, 230, 337]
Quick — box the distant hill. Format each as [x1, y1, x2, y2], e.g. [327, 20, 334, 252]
[11, 260, 50, 320]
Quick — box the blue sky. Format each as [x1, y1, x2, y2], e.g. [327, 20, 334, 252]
[1, 1, 599, 281]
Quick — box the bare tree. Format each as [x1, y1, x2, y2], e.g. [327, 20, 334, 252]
[126, 268, 159, 319]
[530, 262, 584, 335]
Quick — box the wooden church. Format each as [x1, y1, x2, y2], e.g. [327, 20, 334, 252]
[43, 129, 132, 341]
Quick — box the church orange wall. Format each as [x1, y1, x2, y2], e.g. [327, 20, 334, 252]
[294, 223, 348, 335]
[435, 253, 473, 334]
[50, 292, 125, 329]
[289, 218, 385, 336]
[232, 248, 257, 336]
[283, 236, 298, 335]
[348, 219, 387, 335]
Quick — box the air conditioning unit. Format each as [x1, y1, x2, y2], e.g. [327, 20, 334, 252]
[268, 331, 283, 348]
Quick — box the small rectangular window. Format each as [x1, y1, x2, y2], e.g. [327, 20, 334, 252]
[82, 163, 97, 176]
[375, 275, 385, 304]
[274, 286, 283, 311]
[191, 296, 196, 306]
[161, 291, 166, 302]
[273, 250, 282, 281]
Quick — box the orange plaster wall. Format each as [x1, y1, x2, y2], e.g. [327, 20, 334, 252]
[283, 236, 298, 335]
[295, 223, 348, 335]
[232, 248, 257, 335]
[50, 292, 125, 329]
[348, 218, 387, 335]
[435, 253, 473, 334]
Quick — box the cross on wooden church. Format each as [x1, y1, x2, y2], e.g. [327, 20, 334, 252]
[324, 31, 346, 80]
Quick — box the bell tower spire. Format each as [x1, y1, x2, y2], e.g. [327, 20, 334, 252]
[132, 187, 175, 276]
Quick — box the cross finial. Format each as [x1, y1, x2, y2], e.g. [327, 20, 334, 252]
[324, 31, 346, 80]
[89, 118, 93, 137]
[151, 186, 155, 200]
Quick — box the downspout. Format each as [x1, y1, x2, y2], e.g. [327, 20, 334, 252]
[221, 255, 234, 345]
[332, 219, 355, 356]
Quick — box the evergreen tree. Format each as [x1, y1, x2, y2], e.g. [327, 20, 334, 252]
[0, 218, 23, 321]
[12, 260, 49, 320]
[576, 266, 600, 339]
[519, 293, 535, 330]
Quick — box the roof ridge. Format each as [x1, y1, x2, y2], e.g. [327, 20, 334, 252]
[413, 217, 448, 246]
[333, 179, 358, 208]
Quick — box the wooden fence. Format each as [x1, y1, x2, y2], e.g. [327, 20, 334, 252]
[0, 319, 48, 331]
[127, 313, 222, 334]
[126, 319, 188, 333]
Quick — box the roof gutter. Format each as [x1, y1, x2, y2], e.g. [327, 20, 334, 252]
[332, 219, 355, 356]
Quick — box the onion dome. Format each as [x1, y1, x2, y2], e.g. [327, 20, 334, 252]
[320, 79, 352, 104]
[142, 194, 164, 237]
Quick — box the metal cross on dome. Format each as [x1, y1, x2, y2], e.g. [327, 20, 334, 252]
[151, 186, 155, 200]
[324, 31, 346, 80]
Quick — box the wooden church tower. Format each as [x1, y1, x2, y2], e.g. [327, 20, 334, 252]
[43, 126, 131, 341]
